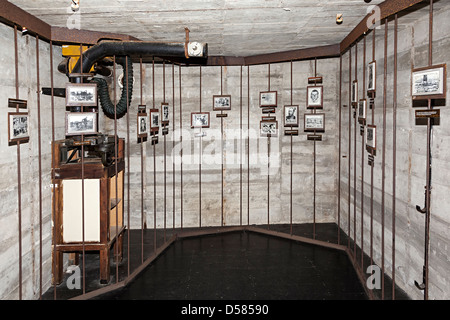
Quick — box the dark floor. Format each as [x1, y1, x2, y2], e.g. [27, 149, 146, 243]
[42, 223, 409, 300]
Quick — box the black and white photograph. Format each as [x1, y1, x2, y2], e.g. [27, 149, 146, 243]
[260, 91, 277, 107]
[365, 125, 376, 151]
[260, 120, 278, 137]
[307, 86, 323, 108]
[65, 112, 97, 136]
[367, 61, 376, 92]
[412, 64, 446, 100]
[137, 114, 148, 138]
[358, 99, 367, 123]
[150, 109, 160, 131]
[191, 112, 210, 128]
[284, 105, 299, 127]
[213, 95, 231, 111]
[66, 83, 98, 107]
[161, 103, 169, 125]
[304, 113, 325, 132]
[352, 80, 358, 105]
[8, 112, 29, 143]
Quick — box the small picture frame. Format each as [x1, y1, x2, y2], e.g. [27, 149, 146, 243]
[284, 105, 299, 127]
[351, 80, 358, 105]
[307, 86, 323, 109]
[367, 61, 376, 93]
[260, 120, 278, 137]
[358, 99, 367, 124]
[304, 113, 325, 132]
[161, 102, 170, 125]
[213, 95, 231, 111]
[66, 83, 98, 107]
[191, 112, 210, 128]
[8, 112, 29, 143]
[150, 109, 160, 133]
[65, 112, 97, 136]
[260, 91, 277, 107]
[137, 113, 148, 139]
[412, 64, 447, 100]
[365, 125, 376, 152]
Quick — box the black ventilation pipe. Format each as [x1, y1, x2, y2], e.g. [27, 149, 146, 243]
[71, 41, 207, 119]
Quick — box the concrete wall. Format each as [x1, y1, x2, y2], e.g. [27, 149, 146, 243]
[103, 59, 340, 231]
[339, 3, 450, 300]
[0, 23, 66, 299]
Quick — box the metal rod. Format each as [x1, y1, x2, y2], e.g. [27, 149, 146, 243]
[267, 64, 270, 229]
[247, 66, 250, 226]
[36, 35, 43, 299]
[370, 27, 376, 268]
[50, 40, 57, 300]
[199, 66, 202, 228]
[354, 43, 357, 258]
[392, 13, 398, 300]
[348, 47, 352, 249]
[179, 65, 183, 230]
[221, 66, 224, 227]
[290, 60, 293, 235]
[153, 58, 156, 253]
[240, 65, 243, 226]
[113, 53, 119, 282]
[140, 58, 144, 264]
[126, 56, 131, 276]
[80, 44, 87, 294]
[172, 63, 176, 231]
[338, 54, 342, 245]
[361, 35, 366, 269]
[163, 61, 167, 242]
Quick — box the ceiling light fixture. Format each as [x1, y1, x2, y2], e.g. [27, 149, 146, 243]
[71, 0, 80, 12]
[336, 14, 343, 25]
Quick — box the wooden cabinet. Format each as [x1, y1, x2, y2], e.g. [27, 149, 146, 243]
[51, 138, 125, 284]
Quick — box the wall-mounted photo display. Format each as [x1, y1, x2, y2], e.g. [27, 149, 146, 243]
[358, 99, 367, 124]
[137, 106, 148, 140]
[412, 64, 447, 101]
[367, 61, 376, 93]
[191, 112, 210, 128]
[307, 86, 323, 109]
[304, 113, 325, 132]
[213, 95, 231, 111]
[260, 119, 278, 137]
[150, 108, 160, 134]
[283, 105, 299, 127]
[66, 83, 98, 107]
[8, 98, 27, 109]
[260, 91, 277, 107]
[65, 112, 97, 136]
[8, 112, 29, 143]
[365, 125, 377, 152]
[351, 80, 358, 106]
[161, 102, 170, 125]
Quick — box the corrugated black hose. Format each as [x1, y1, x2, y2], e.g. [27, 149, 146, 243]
[90, 56, 133, 119]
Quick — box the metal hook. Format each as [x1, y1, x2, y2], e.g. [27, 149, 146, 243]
[414, 266, 426, 291]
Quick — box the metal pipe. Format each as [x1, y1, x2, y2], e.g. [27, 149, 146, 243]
[348, 47, 352, 249]
[140, 58, 144, 264]
[354, 43, 358, 257]
[172, 63, 176, 231]
[50, 40, 57, 300]
[338, 54, 342, 245]
[392, 13, 398, 300]
[199, 66, 202, 228]
[180, 65, 183, 230]
[126, 55, 131, 277]
[361, 35, 366, 269]
[247, 66, 250, 226]
[163, 61, 167, 242]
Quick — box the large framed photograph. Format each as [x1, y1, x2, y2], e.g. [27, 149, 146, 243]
[304, 113, 325, 132]
[8, 112, 29, 143]
[260, 120, 278, 137]
[284, 105, 299, 127]
[358, 99, 367, 124]
[367, 61, 376, 93]
[150, 109, 160, 133]
[365, 125, 376, 152]
[66, 83, 97, 107]
[65, 112, 97, 136]
[213, 95, 231, 111]
[412, 64, 447, 100]
[307, 86, 323, 109]
[191, 112, 210, 128]
[351, 80, 358, 105]
[260, 91, 277, 107]
[161, 102, 169, 125]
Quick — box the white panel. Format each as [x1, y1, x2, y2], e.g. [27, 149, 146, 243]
[62, 179, 100, 243]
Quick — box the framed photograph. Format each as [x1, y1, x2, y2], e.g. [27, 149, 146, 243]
[260, 120, 278, 137]
[137, 113, 148, 138]
[304, 113, 325, 132]
[367, 61, 376, 93]
[358, 99, 367, 123]
[260, 91, 277, 107]
[213, 95, 231, 111]
[66, 83, 97, 107]
[161, 102, 169, 125]
[150, 109, 160, 132]
[351, 80, 358, 105]
[191, 112, 210, 128]
[412, 64, 447, 100]
[307, 86, 323, 108]
[365, 125, 376, 151]
[65, 112, 97, 136]
[8, 112, 29, 143]
[284, 105, 299, 127]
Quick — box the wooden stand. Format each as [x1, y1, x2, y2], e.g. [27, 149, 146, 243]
[51, 138, 125, 285]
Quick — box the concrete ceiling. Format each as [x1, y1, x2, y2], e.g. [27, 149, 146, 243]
[8, 0, 390, 57]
